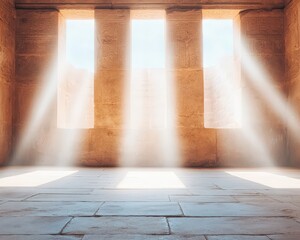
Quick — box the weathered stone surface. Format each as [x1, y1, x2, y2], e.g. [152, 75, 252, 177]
[63, 217, 169, 235]
[0, 216, 71, 234]
[95, 10, 130, 70]
[169, 217, 300, 235]
[268, 235, 300, 240]
[207, 236, 269, 240]
[0, 201, 101, 216]
[0, 236, 80, 240]
[179, 128, 217, 166]
[83, 235, 204, 240]
[179, 202, 300, 217]
[167, 10, 202, 69]
[0, 0, 15, 164]
[96, 201, 182, 216]
[13, 9, 59, 164]
[170, 195, 237, 203]
[173, 70, 204, 128]
[16, 10, 58, 36]
[285, 0, 300, 166]
[26, 192, 169, 202]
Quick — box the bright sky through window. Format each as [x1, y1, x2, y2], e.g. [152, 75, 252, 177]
[203, 20, 234, 68]
[131, 19, 166, 68]
[66, 20, 95, 72]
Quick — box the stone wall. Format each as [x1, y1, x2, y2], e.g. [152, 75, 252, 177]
[217, 9, 286, 167]
[13, 10, 59, 164]
[285, 0, 300, 166]
[11, 7, 289, 167]
[0, 0, 15, 164]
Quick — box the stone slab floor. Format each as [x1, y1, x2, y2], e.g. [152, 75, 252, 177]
[0, 167, 300, 239]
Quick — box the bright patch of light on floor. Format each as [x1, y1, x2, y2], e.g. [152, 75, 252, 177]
[227, 171, 300, 189]
[0, 170, 77, 187]
[117, 171, 185, 189]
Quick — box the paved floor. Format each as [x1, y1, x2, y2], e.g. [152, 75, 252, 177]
[0, 167, 300, 239]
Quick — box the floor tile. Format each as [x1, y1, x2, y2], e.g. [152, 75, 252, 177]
[0, 201, 101, 216]
[96, 202, 182, 216]
[207, 236, 269, 240]
[63, 217, 169, 235]
[83, 235, 204, 240]
[26, 192, 169, 202]
[0, 216, 71, 234]
[168, 217, 300, 235]
[0, 236, 81, 240]
[170, 195, 237, 203]
[179, 202, 299, 217]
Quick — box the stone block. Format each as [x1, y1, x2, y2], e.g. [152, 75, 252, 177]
[179, 128, 217, 167]
[94, 104, 123, 129]
[241, 10, 284, 35]
[16, 35, 58, 55]
[174, 70, 204, 128]
[95, 70, 126, 105]
[16, 55, 56, 82]
[0, 45, 15, 81]
[84, 128, 122, 166]
[0, 123, 12, 164]
[16, 10, 58, 36]
[62, 217, 169, 235]
[167, 12, 202, 69]
[0, 82, 12, 124]
[14, 83, 39, 125]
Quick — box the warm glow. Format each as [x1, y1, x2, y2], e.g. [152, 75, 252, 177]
[58, 19, 94, 129]
[0, 170, 77, 187]
[117, 171, 185, 189]
[203, 19, 241, 128]
[131, 19, 165, 68]
[227, 171, 300, 189]
[120, 11, 180, 167]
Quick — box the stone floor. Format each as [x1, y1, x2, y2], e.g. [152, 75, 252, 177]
[0, 167, 300, 239]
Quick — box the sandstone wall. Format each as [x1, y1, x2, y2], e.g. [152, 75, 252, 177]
[13, 10, 59, 164]
[12, 7, 289, 167]
[0, 0, 15, 164]
[217, 9, 286, 167]
[285, 0, 300, 166]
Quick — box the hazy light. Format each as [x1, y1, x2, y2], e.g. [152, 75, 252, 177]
[12, 18, 95, 166]
[58, 19, 94, 129]
[131, 19, 165, 68]
[120, 13, 180, 167]
[66, 20, 95, 73]
[241, 41, 300, 137]
[117, 171, 185, 189]
[11, 59, 58, 165]
[203, 19, 241, 128]
[227, 171, 300, 189]
[203, 20, 234, 68]
[0, 170, 77, 187]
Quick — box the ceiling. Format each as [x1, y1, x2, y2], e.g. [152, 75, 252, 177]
[15, 0, 289, 10]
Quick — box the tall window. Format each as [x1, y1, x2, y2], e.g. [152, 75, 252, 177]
[203, 19, 241, 128]
[130, 16, 166, 129]
[57, 19, 95, 128]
